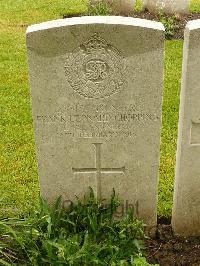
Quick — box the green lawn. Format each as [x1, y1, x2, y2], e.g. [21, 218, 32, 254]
[191, 0, 200, 12]
[0, 0, 199, 218]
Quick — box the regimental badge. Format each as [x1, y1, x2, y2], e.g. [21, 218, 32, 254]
[65, 34, 126, 99]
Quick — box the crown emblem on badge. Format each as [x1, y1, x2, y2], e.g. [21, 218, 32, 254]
[80, 34, 109, 54]
[65, 34, 126, 99]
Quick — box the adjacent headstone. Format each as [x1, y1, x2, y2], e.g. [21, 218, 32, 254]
[27, 16, 164, 227]
[172, 20, 200, 236]
[109, 0, 135, 14]
[90, 0, 135, 14]
[143, 0, 189, 14]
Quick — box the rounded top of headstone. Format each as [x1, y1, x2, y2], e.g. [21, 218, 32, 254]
[186, 20, 200, 31]
[27, 16, 165, 34]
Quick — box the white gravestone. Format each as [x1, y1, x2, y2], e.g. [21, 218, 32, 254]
[27, 16, 164, 227]
[143, 0, 189, 14]
[172, 20, 200, 236]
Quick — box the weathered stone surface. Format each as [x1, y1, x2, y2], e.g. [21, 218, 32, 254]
[143, 0, 189, 14]
[172, 20, 200, 236]
[27, 16, 164, 227]
[90, 0, 135, 14]
[107, 0, 135, 13]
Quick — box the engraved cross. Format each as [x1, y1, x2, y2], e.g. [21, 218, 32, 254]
[72, 143, 125, 199]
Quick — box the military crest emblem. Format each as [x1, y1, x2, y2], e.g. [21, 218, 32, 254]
[65, 34, 125, 99]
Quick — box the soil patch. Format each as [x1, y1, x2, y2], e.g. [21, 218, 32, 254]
[131, 11, 200, 39]
[146, 219, 200, 266]
[63, 11, 200, 39]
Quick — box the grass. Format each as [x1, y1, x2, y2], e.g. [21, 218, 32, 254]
[0, 190, 155, 265]
[190, 0, 200, 13]
[0, 0, 88, 25]
[0, 0, 199, 219]
[159, 40, 183, 216]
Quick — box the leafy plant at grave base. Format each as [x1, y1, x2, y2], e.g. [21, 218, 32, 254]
[159, 12, 176, 39]
[88, 1, 112, 16]
[0, 189, 157, 266]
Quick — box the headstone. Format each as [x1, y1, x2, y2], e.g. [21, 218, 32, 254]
[109, 0, 136, 14]
[27, 16, 164, 228]
[172, 20, 200, 236]
[90, 0, 135, 14]
[143, 0, 189, 14]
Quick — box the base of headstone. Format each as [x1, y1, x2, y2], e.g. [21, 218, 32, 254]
[90, 0, 136, 14]
[145, 225, 157, 238]
[143, 0, 189, 15]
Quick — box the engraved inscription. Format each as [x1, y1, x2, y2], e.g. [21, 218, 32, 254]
[190, 120, 200, 145]
[37, 113, 158, 124]
[72, 143, 125, 199]
[36, 102, 159, 140]
[65, 34, 126, 99]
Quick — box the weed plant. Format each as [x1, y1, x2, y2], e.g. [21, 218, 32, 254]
[0, 190, 156, 265]
[88, 1, 111, 16]
[159, 13, 176, 39]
